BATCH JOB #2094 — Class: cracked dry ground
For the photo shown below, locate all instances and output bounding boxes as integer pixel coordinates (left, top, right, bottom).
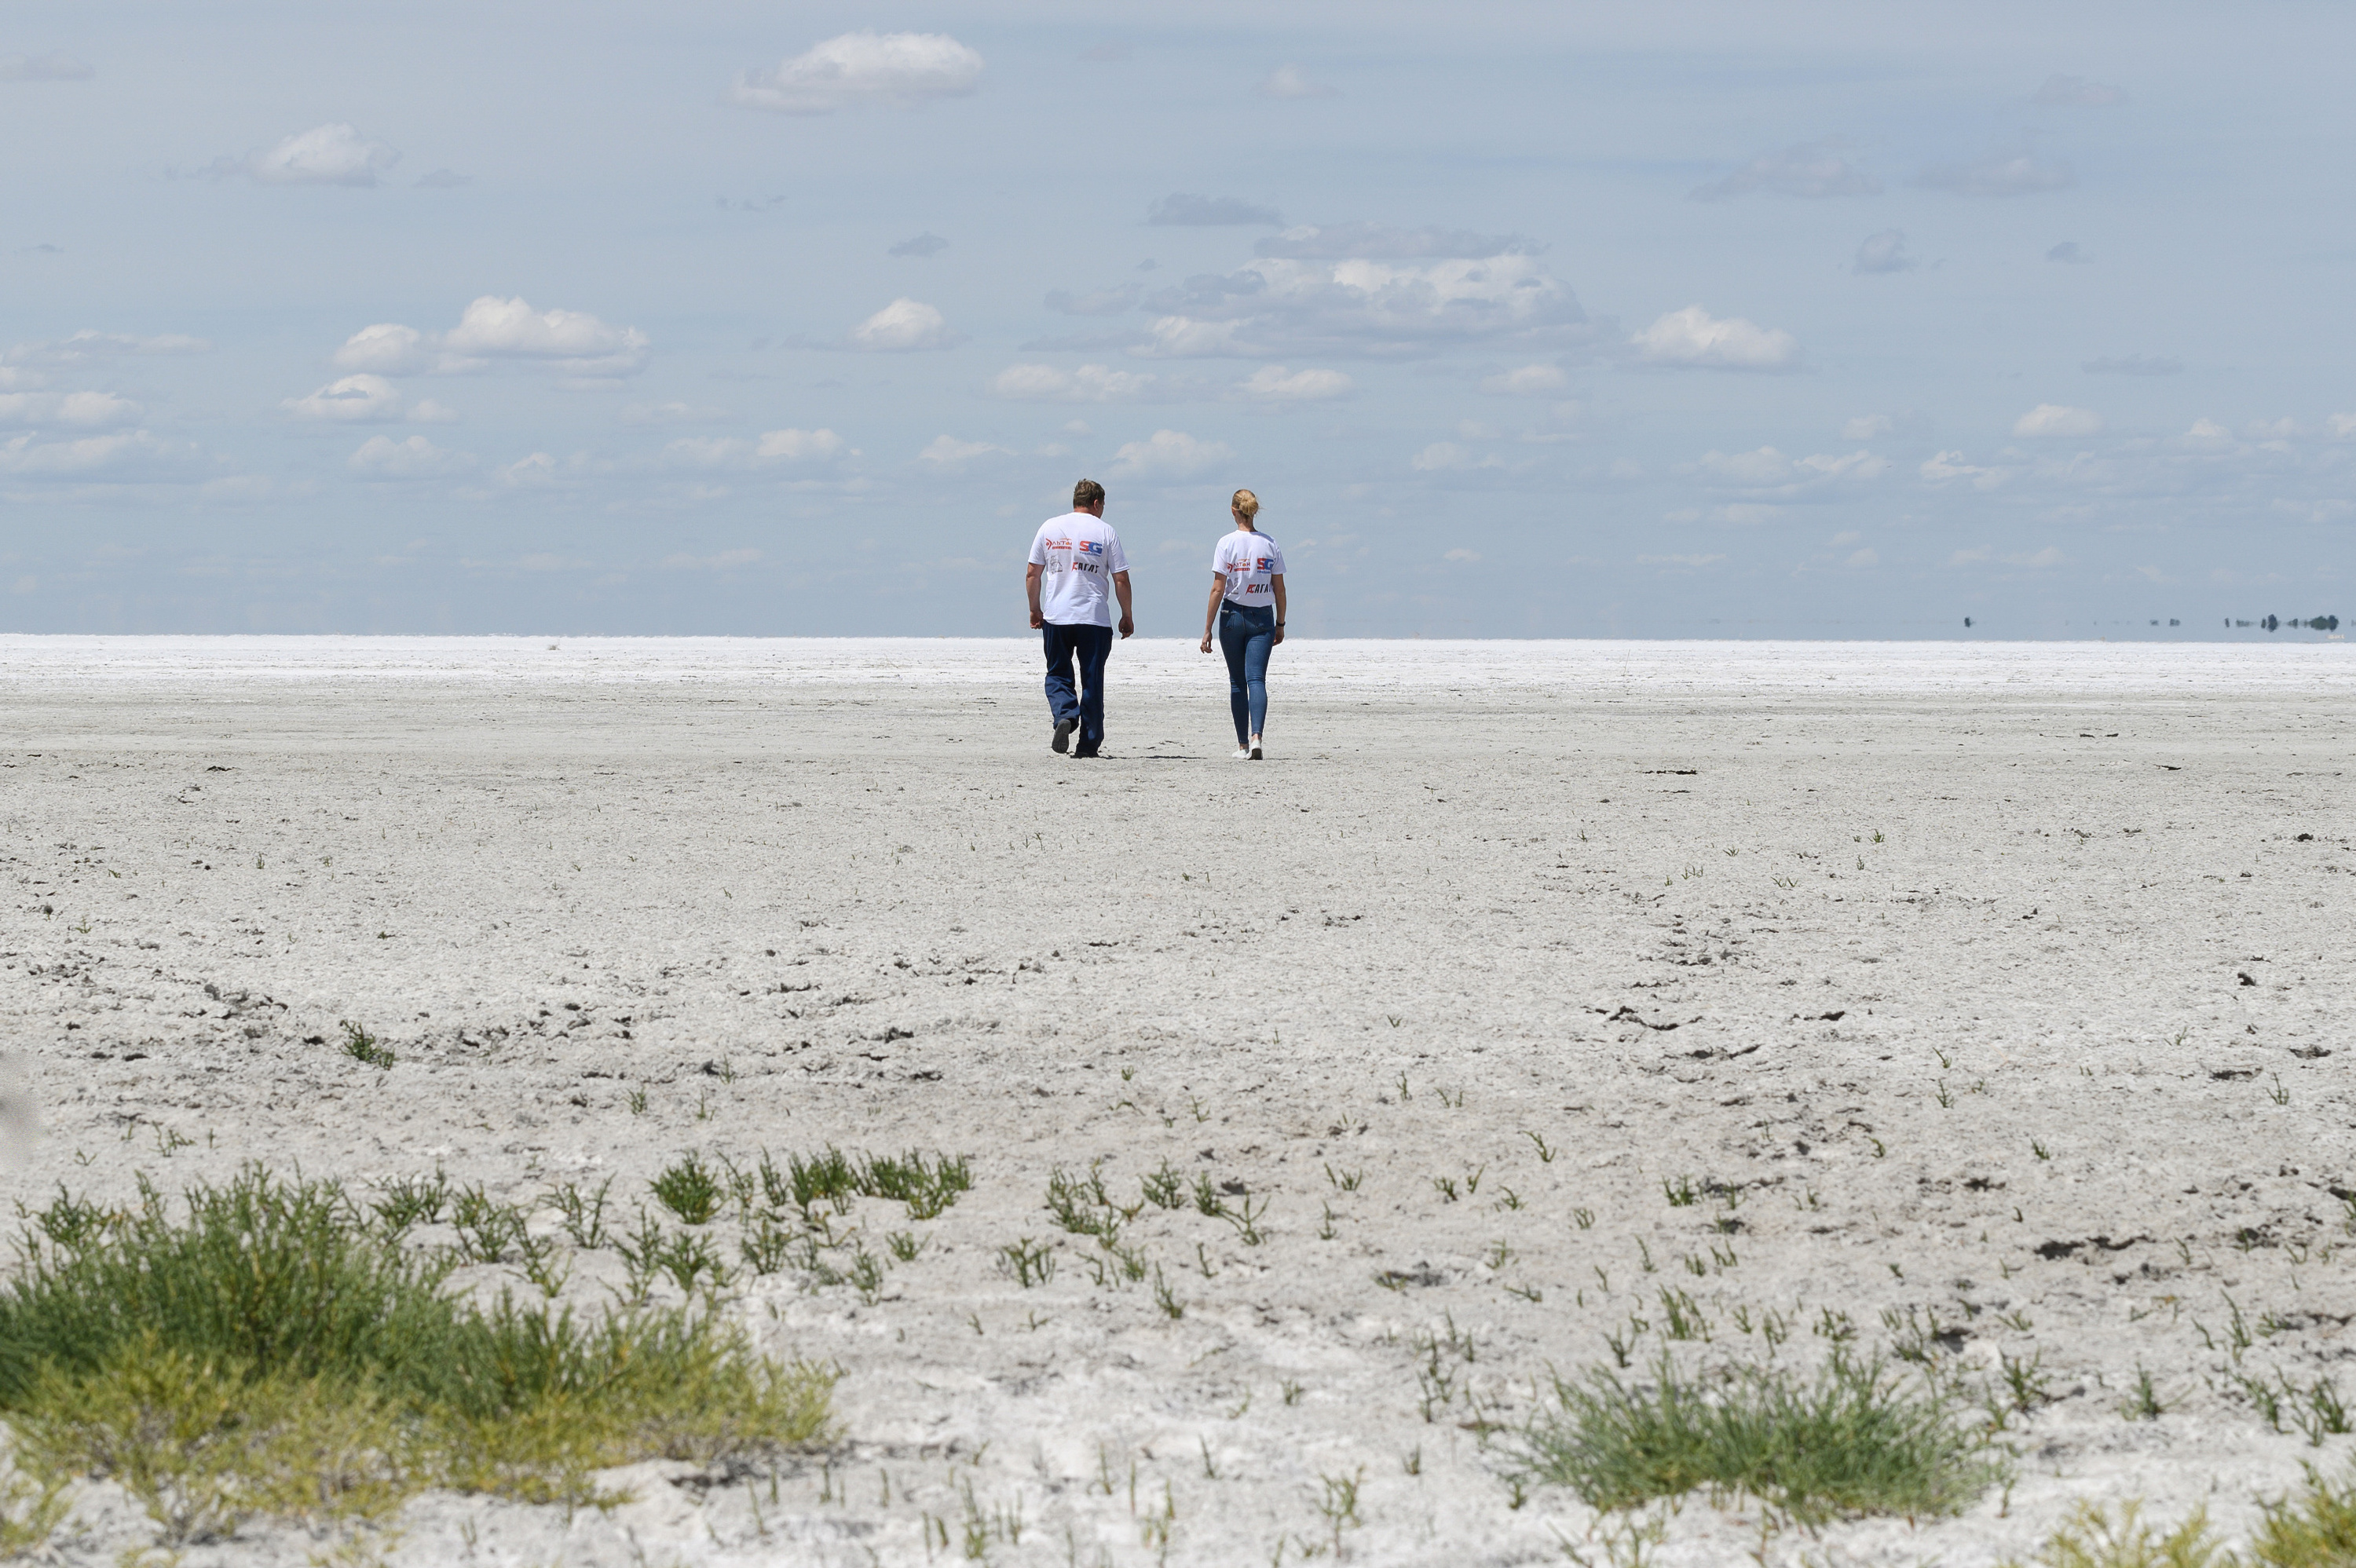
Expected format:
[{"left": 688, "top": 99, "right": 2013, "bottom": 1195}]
[{"left": 1, "top": 676, "right": 2351, "bottom": 1564}]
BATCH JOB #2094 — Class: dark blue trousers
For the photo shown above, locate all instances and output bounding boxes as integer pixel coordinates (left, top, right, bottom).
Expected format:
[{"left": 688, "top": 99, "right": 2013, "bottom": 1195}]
[
  {"left": 1041, "top": 622, "right": 1114, "bottom": 749},
  {"left": 1218, "top": 602, "right": 1275, "bottom": 744}
]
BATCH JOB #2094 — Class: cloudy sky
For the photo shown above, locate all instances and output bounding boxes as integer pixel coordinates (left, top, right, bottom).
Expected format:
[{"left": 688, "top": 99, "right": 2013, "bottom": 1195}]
[{"left": 2, "top": 1, "right": 2351, "bottom": 638}]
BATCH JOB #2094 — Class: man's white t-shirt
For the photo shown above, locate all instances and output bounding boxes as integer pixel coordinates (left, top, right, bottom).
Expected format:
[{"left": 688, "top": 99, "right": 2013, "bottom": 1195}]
[
  {"left": 1029, "top": 513, "right": 1129, "bottom": 627},
  {"left": 1213, "top": 530, "right": 1286, "bottom": 609}
]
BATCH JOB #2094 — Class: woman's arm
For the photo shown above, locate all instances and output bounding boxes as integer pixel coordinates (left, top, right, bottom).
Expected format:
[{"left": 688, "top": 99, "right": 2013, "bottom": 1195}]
[
  {"left": 1271, "top": 574, "right": 1286, "bottom": 645},
  {"left": 1199, "top": 572, "right": 1225, "bottom": 652}
]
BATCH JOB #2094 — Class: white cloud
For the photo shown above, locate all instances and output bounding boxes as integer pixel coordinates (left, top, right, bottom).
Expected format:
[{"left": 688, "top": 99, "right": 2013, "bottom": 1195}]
[
  {"left": 333, "top": 298, "right": 649, "bottom": 379},
  {"left": 1259, "top": 64, "right": 1335, "bottom": 99},
  {"left": 0, "top": 390, "right": 142, "bottom": 428},
  {"left": 1481, "top": 364, "right": 1566, "bottom": 396},
  {"left": 1853, "top": 228, "right": 1914, "bottom": 275},
  {"left": 5, "top": 330, "right": 210, "bottom": 365},
  {"left": 2032, "top": 74, "right": 2124, "bottom": 107},
  {"left": 1233, "top": 365, "right": 1352, "bottom": 401},
  {"left": 333, "top": 323, "right": 441, "bottom": 375},
  {"left": 889, "top": 232, "right": 949, "bottom": 258},
  {"left": 219, "top": 123, "right": 401, "bottom": 187},
  {"left": 348, "top": 434, "right": 474, "bottom": 478},
  {"left": 2012, "top": 546, "right": 2064, "bottom": 568},
  {"left": 755, "top": 428, "right": 844, "bottom": 462},
  {"left": 2171, "top": 418, "right": 2236, "bottom": 453},
  {"left": 664, "top": 429, "right": 847, "bottom": 468},
  {"left": 1129, "top": 250, "right": 1583, "bottom": 360},
  {"left": 2013, "top": 403, "right": 2104, "bottom": 438},
  {"left": 443, "top": 297, "right": 649, "bottom": 375},
  {"left": 1842, "top": 415, "right": 1894, "bottom": 440},
  {"left": 1411, "top": 441, "right": 1505, "bottom": 472},
  {"left": 2329, "top": 414, "right": 2356, "bottom": 440},
  {"left": 1694, "top": 446, "right": 1886, "bottom": 495},
  {"left": 1691, "top": 137, "right": 1879, "bottom": 201},
  {"left": 1917, "top": 148, "right": 2074, "bottom": 197},
  {"left": 1630, "top": 305, "right": 1799, "bottom": 372},
  {"left": 0, "top": 53, "right": 93, "bottom": 81},
  {"left": 1921, "top": 451, "right": 2005, "bottom": 488},
  {"left": 1637, "top": 553, "right": 1727, "bottom": 568},
  {"left": 1110, "top": 429, "right": 1232, "bottom": 478},
  {"left": 0, "top": 429, "right": 188, "bottom": 479},
  {"left": 492, "top": 452, "right": 594, "bottom": 491},
  {"left": 1147, "top": 193, "right": 1285, "bottom": 226},
  {"left": 1443, "top": 548, "right": 1482, "bottom": 562},
  {"left": 1135, "top": 316, "right": 1249, "bottom": 358},
  {"left": 282, "top": 375, "right": 456, "bottom": 423},
  {"left": 729, "top": 32, "right": 983, "bottom": 115},
  {"left": 989, "top": 363, "right": 1155, "bottom": 401},
  {"left": 847, "top": 298, "right": 957, "bottom": 352},
  {"left": 919, "top": 435, "right": 1011, "bottom": 466},
  {"left": 1846, "top": 547, "right": 1879, "bottom": 568}
]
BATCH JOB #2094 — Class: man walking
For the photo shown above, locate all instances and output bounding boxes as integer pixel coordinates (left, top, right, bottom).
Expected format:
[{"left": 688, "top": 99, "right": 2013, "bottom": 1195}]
[{"left": 1026, "top": 479, "right": 1133, "bottom": 758}]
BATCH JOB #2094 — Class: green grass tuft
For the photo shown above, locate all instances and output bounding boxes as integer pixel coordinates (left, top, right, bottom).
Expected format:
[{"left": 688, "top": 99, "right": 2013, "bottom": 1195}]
[
  {"left": 765, "top": 1146, "right": 971, "bottom": 1222},
  {"left": 338, "top": 1021, "right": 395, "bottom": 1071},
  {"left": 651, "top": 1153, "right": 723, "bottom": 1226},
  {"left": 0, "top": 1165, "right": 832, "bottom": 1546},
  {"left": 1516, "top": 1348, "right": 1996, "bottom": 1526}
]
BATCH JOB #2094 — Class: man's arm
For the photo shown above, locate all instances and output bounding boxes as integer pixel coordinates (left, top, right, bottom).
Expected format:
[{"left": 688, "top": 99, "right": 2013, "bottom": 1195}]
[
  {"left": 1026, "top": 562, "right": 1045, "bottom": 629},
  {"left": 1111, "top": 570, "right": 1134, "bottom": 638},
  {"left": 1271, "top": 573, "right": 1286, "bottom": 645}
]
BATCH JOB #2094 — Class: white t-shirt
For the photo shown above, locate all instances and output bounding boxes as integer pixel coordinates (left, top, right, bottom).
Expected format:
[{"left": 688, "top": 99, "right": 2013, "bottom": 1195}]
[
  {"left": 1029, "top": 513, "right": 1129, "bottom": 627},
  {"left": 1213, "top": 530, "right": 1286, "bottom": 609}
]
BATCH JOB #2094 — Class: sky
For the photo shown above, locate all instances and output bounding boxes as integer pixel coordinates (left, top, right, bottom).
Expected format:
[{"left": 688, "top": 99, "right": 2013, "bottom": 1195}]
[{"left": 2, "top": 0, "right": 2352, "bottom": 639}]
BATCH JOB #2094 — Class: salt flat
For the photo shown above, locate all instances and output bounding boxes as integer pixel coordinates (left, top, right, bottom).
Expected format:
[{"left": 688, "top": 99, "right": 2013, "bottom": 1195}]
[{"left": 2, "top": 636, "right": 2351, "bottom": 1566}]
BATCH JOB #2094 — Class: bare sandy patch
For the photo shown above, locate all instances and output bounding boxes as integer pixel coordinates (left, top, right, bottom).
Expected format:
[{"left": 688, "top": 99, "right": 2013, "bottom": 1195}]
[{"left": 0, "top": 638, "right": 2350, "bottom": 1565}]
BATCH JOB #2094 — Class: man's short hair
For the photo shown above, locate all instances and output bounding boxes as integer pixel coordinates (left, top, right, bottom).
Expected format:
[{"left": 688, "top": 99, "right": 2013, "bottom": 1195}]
[{"left": 1073, "top": 478, "right": 1106, "bottom": 509}]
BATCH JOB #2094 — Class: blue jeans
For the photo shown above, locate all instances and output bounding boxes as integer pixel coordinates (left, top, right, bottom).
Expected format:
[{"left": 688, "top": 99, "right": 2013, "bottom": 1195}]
[
  {"left": 1041, "top": 622, "right": 1114, "bottom": 750},
  {"left": 1217, "top": 602, "right": 1275, "bottom": 744}
]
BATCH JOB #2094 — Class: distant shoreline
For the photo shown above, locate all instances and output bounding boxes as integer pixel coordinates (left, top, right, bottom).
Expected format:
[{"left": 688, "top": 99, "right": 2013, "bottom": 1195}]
[{"left": 1, "top": 634, "right": 2346, "bottom": 696}]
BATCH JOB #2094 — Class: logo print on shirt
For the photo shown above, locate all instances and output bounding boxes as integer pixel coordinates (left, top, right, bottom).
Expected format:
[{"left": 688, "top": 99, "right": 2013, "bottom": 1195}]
[
  {"left": 1077, "top": 539, "right": 1104, "bottom": 557},
  {"left": 1255, "top": 557, "right": 1272, "bottom": 570}
]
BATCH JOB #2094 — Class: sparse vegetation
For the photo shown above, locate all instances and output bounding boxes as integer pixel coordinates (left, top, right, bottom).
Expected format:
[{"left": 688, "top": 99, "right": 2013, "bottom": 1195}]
[
  {"left": 1999, "top": 1488, "right": 2356, "bottom": 1567},
  {"left": 1518, "top": 1349, "right": 1996, "bottom": 1526},
  {"left": 998, "top": 1237, "right": 1055, "bottom": 1288},
  {"left": 0, "top": 1166, "right": 833, "bottom": 1551},
  {"left": 770, "top": 1146, "right": 971, "bottom": 1222},
  {"left": 651, "top": 1153, "right": 723, "bottom": 1226},
  {"left": 338, "top": 1020, "right": 394, "bottom": 1071}
]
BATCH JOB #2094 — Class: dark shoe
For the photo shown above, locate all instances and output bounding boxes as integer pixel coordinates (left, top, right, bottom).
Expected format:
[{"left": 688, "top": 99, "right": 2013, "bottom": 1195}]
[
  {"left": 1073, "top": 742, "right": 1101, "bottom": 758},
  {"left": 1052, "top": 718, "right": 1074, "bottom": 753}
]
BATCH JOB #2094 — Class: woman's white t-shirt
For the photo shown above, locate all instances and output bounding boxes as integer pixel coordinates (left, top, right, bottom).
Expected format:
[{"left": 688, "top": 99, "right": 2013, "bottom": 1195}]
[{"left": 1213, "top": 530, "right": 1285, "bottom": 609}]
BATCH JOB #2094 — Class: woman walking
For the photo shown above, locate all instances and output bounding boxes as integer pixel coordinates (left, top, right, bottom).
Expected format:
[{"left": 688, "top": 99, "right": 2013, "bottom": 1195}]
[{"left": 1198, "top": 488, "right": 1286, "bottom": 759}]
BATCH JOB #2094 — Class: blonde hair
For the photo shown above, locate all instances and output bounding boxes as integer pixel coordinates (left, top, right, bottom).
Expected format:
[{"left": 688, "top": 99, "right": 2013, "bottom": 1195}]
[{"left": 1230, "top": 488, "right": 1260, "bottom": 521}]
